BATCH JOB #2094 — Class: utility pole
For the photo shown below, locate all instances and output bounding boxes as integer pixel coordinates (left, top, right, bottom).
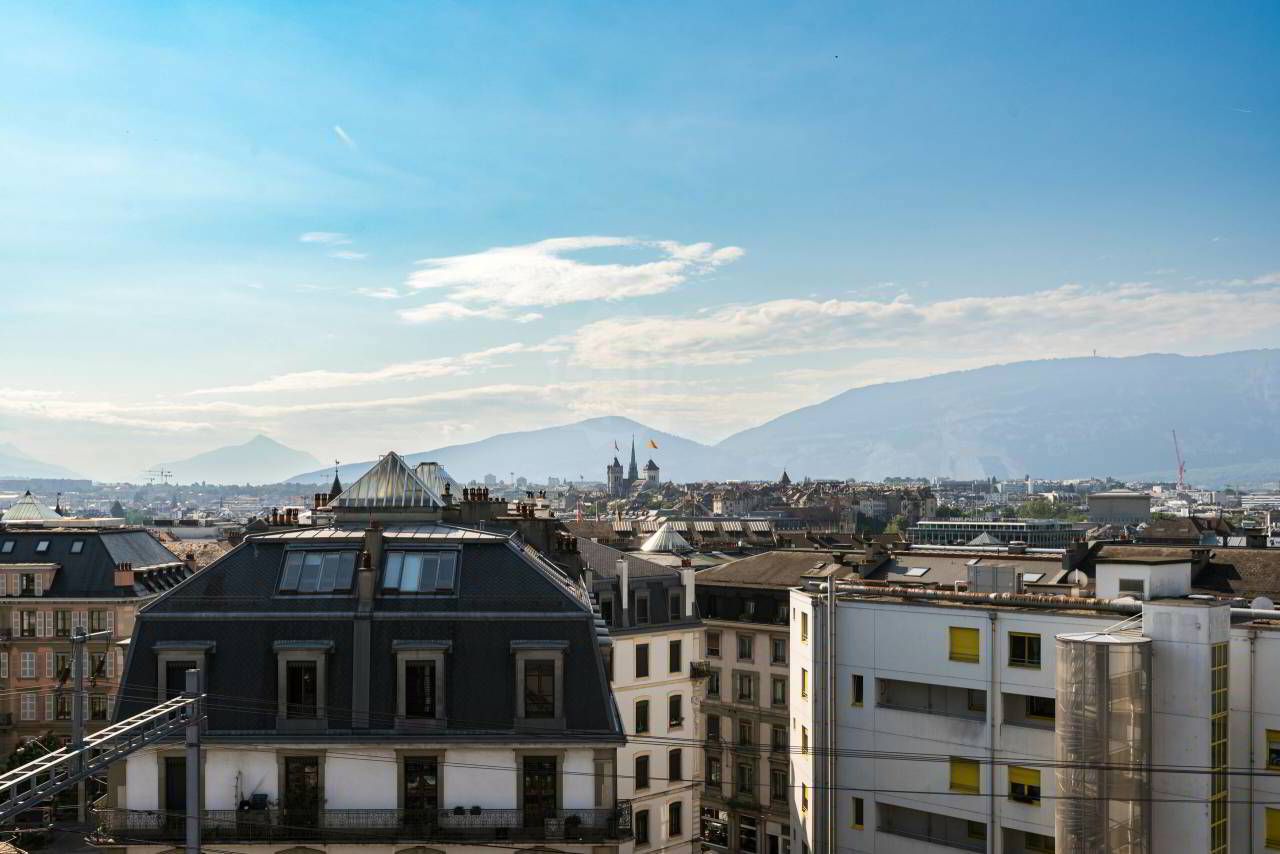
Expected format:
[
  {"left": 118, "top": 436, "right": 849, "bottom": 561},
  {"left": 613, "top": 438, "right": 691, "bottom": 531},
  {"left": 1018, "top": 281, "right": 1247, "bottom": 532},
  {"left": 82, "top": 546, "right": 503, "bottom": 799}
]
[{"left": 184, "top": 668, "right": 202, "bottom": 854}]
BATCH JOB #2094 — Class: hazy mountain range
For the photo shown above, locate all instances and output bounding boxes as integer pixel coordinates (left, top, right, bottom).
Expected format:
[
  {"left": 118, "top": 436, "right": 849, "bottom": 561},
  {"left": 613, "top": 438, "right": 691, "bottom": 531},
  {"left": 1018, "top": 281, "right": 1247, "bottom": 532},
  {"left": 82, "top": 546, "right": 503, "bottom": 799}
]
[
  {"left": 0, "top": 443, "right": 83, "bottom": 479},
  {"left": 154, "top": 435, "right": 322, "bottom": 485},
  {"left": 288, "top": 349, "right": 1280, "bottom": 488}
]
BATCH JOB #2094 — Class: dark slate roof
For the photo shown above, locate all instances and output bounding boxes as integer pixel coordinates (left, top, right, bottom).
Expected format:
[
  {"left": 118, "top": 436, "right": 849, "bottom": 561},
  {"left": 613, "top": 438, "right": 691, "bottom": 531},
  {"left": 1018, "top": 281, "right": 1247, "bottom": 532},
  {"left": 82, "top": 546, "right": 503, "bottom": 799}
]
[
  {"left": 119, "top": 526, "right": 620, "bottom": 740},
  {"left": 1193, "top": 549, "right": 1280, "bottom": 597},
  {"left": 577, "top": 538, "right": 675, "bottom": 580},
  {"left": 695, "top": 549, "right": 853, "bottom": 589},
  {"left": 0, "top": 528, "right": 184, "bottom": 598}
]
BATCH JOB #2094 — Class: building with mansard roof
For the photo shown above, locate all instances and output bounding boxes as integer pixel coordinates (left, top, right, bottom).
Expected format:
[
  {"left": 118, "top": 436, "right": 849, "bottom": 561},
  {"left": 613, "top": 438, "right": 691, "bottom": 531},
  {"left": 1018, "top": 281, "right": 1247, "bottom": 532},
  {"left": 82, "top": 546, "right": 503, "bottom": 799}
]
[{"left": 106, "top": 451, "right": 632, "bottom": 853}]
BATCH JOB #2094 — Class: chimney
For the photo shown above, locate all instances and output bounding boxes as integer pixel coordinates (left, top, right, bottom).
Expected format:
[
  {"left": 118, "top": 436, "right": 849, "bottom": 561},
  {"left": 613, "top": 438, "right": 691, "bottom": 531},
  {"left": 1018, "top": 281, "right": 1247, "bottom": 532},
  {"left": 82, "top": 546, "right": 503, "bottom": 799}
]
[
  {"left": 183, "top": 552, "right": 197, "bottom": 573},
  {"left": 680, "top": 567, "right": 695, "bottom": 617},
  {"left": 617, "top": 558, "right": 630, "bottom": 621},
  {"left": 363, "top": 522, "right": 384, "bottom": 579},
  {"left": 114, "top": 561, "right": 135, "bottom": 588},
  {"left": 356, "top": 550, "right": 376, "bottom": 608}
]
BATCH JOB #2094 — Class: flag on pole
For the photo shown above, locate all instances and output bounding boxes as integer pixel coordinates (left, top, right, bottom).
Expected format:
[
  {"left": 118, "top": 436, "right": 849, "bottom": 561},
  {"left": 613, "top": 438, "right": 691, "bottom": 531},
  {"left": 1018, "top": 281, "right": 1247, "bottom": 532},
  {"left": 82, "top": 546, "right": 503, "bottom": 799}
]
[
  {"left": 614, "top": 440, "right": 620, "bottom": 451},
  {"left": 646, "top": 438, "right": 659, "bottom": 449}
]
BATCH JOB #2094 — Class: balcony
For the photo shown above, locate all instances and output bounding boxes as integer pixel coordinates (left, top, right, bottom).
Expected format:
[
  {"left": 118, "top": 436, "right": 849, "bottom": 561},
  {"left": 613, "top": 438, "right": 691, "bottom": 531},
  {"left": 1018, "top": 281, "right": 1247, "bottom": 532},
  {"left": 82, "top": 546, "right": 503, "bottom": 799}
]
[
  {"left": 96, "top": 805, "right": 632, "bottom": 845},
  {"left": 690, "top": 660, "right": 714, "bottom": 680}
]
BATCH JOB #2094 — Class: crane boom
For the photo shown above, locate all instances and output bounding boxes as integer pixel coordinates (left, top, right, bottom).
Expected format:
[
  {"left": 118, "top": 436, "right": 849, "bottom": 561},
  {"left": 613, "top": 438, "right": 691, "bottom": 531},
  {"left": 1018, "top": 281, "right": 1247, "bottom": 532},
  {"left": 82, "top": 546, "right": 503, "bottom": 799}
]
[{"left": 1172, "top": 430, "right": 1187, "bottom": 491}]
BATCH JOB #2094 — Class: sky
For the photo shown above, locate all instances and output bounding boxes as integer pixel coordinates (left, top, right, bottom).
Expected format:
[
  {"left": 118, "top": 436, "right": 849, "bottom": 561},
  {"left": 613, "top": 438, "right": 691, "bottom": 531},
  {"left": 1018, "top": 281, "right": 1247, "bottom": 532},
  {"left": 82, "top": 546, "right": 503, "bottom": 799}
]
[{"left": 2, "top": 1, "right": 1279, "bottom": 481}]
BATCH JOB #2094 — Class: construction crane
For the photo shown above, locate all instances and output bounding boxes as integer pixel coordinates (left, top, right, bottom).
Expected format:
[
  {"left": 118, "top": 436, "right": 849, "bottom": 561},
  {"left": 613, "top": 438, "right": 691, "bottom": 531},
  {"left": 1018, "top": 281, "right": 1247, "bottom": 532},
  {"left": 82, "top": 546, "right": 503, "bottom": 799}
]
[
  {"left": 1172, "top": 430, "right": 1187, "bottom": 492},
  {"left": 144, "top": 468, "right": 173, "bottom": 486}
]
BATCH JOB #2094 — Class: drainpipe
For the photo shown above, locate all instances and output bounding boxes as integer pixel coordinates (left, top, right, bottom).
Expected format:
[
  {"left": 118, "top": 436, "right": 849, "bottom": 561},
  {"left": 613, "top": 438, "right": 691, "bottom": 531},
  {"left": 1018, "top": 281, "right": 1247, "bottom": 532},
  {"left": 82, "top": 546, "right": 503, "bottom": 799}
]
[
  {"left": 988, "top": 610, "right": 997, "bottom": 854},
  {"left": 827, "top": 582, "right": 838, "bottom": 854},
  {"left": 1250, "top": 628, "right": 1258, "bottom": 854}
]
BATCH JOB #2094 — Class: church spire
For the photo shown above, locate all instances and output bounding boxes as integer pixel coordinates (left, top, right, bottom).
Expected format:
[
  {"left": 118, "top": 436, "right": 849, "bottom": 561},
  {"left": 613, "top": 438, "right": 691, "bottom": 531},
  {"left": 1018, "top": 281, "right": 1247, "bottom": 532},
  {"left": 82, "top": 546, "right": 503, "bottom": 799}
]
[{"left": 627, "top": 435, "right": 639, "bottom": 481}]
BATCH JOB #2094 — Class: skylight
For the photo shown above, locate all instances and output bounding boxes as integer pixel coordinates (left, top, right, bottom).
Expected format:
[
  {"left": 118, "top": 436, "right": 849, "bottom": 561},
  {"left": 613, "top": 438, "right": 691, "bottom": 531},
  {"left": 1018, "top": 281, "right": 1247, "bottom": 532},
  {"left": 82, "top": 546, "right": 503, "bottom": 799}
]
[
  {"left": 1023, "top": 572, "right": 1045, "bottom": 583},
  {"left": 383, "top": 550, "right": 458, "bottom": 594},
  {"left": 903, "top": 567, "right": 930, "bottom": 577},
  {"left": 35, "top": 541, "right": 49, "bottom": 554},
  {"left": 279, "top": 550, "right": 358, "bottom": 593},
  {"left": 70, "top": 541, "right": 84, "bottom": 554},
  {"left": 0, "top": 541, "right": 12, "bottom": 554}
]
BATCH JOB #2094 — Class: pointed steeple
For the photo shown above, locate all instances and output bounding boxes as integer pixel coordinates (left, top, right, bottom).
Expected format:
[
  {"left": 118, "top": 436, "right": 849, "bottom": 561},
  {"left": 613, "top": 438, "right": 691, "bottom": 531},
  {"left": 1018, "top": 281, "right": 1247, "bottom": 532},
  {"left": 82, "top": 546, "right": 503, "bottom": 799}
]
[{"left": 627, "top": 435, "right": 639, "bottom": 481}]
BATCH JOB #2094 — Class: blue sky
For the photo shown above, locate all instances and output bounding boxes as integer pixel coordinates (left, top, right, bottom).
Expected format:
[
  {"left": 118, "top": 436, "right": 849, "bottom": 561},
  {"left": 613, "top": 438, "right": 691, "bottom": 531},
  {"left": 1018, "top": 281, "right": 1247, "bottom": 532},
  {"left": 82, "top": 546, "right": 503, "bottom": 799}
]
[{"left": 2, "top": 1, "right": 1279, "bottom": 479}]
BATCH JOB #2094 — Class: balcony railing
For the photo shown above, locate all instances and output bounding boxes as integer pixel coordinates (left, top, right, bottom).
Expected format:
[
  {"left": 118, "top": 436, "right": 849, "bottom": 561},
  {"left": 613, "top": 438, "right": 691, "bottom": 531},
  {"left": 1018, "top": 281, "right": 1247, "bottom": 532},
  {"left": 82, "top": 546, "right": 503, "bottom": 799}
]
[{"left": 96, "top": 805, "right": 632, "bottom": 844}]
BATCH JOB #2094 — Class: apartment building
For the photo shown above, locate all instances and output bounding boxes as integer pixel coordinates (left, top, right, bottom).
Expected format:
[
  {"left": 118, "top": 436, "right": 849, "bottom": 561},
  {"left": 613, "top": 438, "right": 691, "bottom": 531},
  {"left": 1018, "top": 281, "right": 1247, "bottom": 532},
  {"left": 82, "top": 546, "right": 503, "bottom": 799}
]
[
  {"left": 578, "top": 537, "right": 703, "bottom": 853},
  {"left": 104, "top": 452, "right": 632, "bottom": 853},
  {"left": 907, "top": 519, "right": 1081, "bottom": 549},
  {"left": 0, "top": 525, "right": 192, "bottom": 755},
  {"left": 790, "top": 551, "right": 1280, "bottom": 854},
  {"left": 693, "top": 552, "right": 835, "bottom": 854}
]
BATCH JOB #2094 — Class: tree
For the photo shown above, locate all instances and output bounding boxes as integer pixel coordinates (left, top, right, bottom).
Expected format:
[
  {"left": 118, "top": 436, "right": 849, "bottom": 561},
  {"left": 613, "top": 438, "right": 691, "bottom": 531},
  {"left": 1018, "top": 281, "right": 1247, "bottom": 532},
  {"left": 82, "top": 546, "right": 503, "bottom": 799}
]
[
  {"left": 884, "top": 514, "right": 908, "bottom": 534},
  {"left": 109, "top": 499, "right": 126, "bottom": 518},
  {"left": 7, "top": 731, "right": 60, "bottom": 771}
]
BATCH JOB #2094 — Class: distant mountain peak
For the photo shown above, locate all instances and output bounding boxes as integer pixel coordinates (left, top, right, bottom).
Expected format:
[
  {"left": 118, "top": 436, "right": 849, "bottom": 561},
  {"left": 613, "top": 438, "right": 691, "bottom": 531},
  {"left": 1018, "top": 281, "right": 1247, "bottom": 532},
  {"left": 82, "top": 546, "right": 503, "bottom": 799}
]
[{"left": 157, "top": 435, "right": 322, "bottom": 485}]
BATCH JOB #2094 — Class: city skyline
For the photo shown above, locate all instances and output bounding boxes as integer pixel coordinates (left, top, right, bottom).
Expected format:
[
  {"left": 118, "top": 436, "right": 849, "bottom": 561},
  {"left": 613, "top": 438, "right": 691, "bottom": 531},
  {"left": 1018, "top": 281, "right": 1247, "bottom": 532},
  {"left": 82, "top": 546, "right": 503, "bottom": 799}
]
[{"left": 3, "top": 2, "right": 1279, "bottom": 480}]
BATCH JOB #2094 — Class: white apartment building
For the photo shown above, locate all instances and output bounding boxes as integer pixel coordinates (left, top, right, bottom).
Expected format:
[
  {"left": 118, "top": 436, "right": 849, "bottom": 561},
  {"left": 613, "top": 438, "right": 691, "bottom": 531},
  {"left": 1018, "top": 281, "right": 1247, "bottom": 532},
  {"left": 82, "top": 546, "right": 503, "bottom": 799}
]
[
  {"left": 790, "top": 553, "right": 1280, "bottom": 854},
  {"left": 580, "top": 538, "right": 704, "bottom": 854}
]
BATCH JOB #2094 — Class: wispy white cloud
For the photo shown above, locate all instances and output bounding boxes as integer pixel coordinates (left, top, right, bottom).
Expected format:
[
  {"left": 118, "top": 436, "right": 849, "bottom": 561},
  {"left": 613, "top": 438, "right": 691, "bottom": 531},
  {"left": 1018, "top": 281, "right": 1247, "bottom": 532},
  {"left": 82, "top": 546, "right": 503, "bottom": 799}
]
[
  {"left": 397, "top": 236, "right": 743, "bottom": 323},
  {"left": 398, "top": 302, "right": 543, "bottom": 324},
  {"left": 299, "top": 232, "right": 350, "bottom": 245},
  {"left": 329, "top": 250, "right": 367, "bottom": 261},
  {"left": 356, "top": 287, "right": 401, "bottom": 300},
  {"left": 333, "top": 125, "right": 356, "bottom": 150},
  {"left": 570, "top": 281, "right": 1280, "bottom": 369},
  {"left": 186, "top": 343, "right": 563, "bottom": 395}
]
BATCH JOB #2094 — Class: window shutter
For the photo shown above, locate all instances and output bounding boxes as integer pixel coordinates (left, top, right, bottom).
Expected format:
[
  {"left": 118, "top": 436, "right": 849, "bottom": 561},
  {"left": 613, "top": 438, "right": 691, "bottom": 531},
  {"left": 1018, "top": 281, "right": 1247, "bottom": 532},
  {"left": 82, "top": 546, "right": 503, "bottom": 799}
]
[
  {"left": 950, "top": 757, "right": 980, "bottom": 793},
  {"left": 74, "top": 611, "right": 86, "bottom": 631},
  {"left": 1270, "top": 809, "right": 1280, "bottom": 848},
  {"left": 106, "top": 650, "right": 115, "bottom": 678},
  {"left": 44, "top": 652, "right": 53, "bottom": 679},
  {"left": 1010, "top": 766, "right": 1040, "bottom": 788},
  {"left": 35, "top": 612, "right": 44, "bottom": 638},
  {"left": 0, "top": 654, "right": 7, "bottom": 679},
  {"left": 10, "top": 612, "right": 19, "bottom": 635},
  {"left": 949, "top": 627, "right": 980, "bottom": 663},
  {"left": 106, "top": 611, "right": 115, "bottom": 635},
  {"left": 44, "top": 693, "right": 53, "bottom": 721},
  {"left": 0, "top": 575, "right": 6, "bottom": 596},
  {"left": 33, "top": 574, "right": 42, "bottom": 596}
]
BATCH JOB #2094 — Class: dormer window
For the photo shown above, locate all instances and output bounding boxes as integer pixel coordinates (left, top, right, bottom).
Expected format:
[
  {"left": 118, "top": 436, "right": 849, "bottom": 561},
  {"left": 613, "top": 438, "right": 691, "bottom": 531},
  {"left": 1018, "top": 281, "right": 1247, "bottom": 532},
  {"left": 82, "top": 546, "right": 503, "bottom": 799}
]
[
  {"left": 278, "top": 550, "right": 358, "bottom": 593},
  {"left": 382, "top": 550, "right": 458, "bottom": 594}
]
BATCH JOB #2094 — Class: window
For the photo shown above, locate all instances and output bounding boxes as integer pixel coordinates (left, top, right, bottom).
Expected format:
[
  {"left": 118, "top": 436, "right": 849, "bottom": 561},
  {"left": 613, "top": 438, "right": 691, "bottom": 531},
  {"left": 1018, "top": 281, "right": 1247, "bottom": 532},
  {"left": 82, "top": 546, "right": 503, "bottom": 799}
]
[
  {"left": 737, "top": 633, "right": 754, "bottom": 661},
  {"left": 91, "top": 694, "right": 109, "bottom": 720},
  {"left": 801, "top": 783, "right": 809, "bottom": 811},
  {"left": 736, "top": 763, "right": 755, "bottom": 801},
  {"left": 54, "top": 611, "right": 70, "bottom": 638},
  {"left": 852, "top": 796, "right": 864, "bottom": 829},
  {"left": 403, "top": 756, "right": 439, "bottom": 815},
  {"left": 772, "top": 676, "right": 787, "bottom": 706},
  {"left": 669, "top": 639, "right": 682, "bottom": 673},
  {"left": 524, "top": 660, "right": 555, "bottom": 719},
  {"left": 706, "top": 756, "right": 723, "bottom": 792},
  {"left": 70, "top": 540, "right": 84, "bottom": 554},
  {"left": 949, "top": 626, "right": 980, "bottom": 663},
  {"left": 635, "top": 808, "right": 650, "bottom": 845},
  {"left": 286, "top": 661, "right": 319, "bottom": 718},
  {"left": 800, "top": 612, "right": 808, "bottom": 642},
  {"left": 967, "top": 821, "right": 988, "bottom": 842},
  {"left": 19, "top": 611, "right": 35, "bottom": 638},
  {"left": 669, "top": 590, "right": 683, "bottom": 620},
  {"left": 404, "top": 660, "right": 437, "bottom": 718},
  {"left": 1009, "top": 766, "right": 1041, "bottom": 804},
  {"left": 20, "top": 575, "right": 36, "bottom": 597},
  {"left": 380, "top": 550, "right": 456, "bottom": 594},
  {"left": 55, "top": 694, "right": 72, "bottom": 721},
  {"left": 1118, "top": 577, "right": 1146, "bottom": 599},
  {"left": 0, "top": 541, "right": 11, "bottom": 554},
  {"left": 1267, "top": 807, "right": 1280, "bottom": 849},
  {"left": 89, "top": 609, "right": 110, "bottom": 632},
  {"left": 1026, "top": 695, "right": 1055, "bottom": 721},
  {"left": 668, "top": 801, "right": 683, "bottom": 836},
  {"left": 738, "top": 719, "right": 753, "bottom": 746},
  {"left": 771, "top": 637, "right": 786, "bottom": 664},
  {"left": 1268, "top": 729, "right": 1280, "bottom": 770},
  {"left": 635, "top": 755, "right": 650, "bottom": 790},
  {"left": 1025, "top": 831, "right": 1055, "bottom": 853},
  {"left": 635, "top": 593, "right": 650, "bottom": 625},
  {"left": 707, "top": 669, "right": 721, "bottom": 697},
  {"left": 706, "top": 631, "right": 721, "bottom": 657},
  {"left": 739, "top": 816, "right": 759, "bottom": 853},
  {"left": 600, "top": 597, "right": 614, "bottom": 626},
  {"left": 668, "top": 694, "right": 683, "bottom": 728},
  {"left": 20, "top": 693, "right": 37, "bottom": 721},
  {"left": 736, "top": 672, "right": 756, "bottom": 703},
  {"left": 35, "top": 541, "right": 49, "bottom": 553},
  {"left": 19, "top": 652, "right": 35, "bottom": 679},
  {"left": 635, "top": 699, "right": 650, "bottom": 733},
  {"left": 950, "top": 757, "right": 980, "bottom": 793},
  {"left": 967, "top": 689, "right": 986, "bottom": 713},
  {"left": 707, "top": 714, "right": 720, "bottom": 741},
  {"left": 903, "top": 566, "right": 930, "bottom": 578},
  {"left": 852, "top": 674, "right": 864, "bottom": 706},
  {"left": 669, "top": 748, "right": 683, "bottom": 781},
  {"left": 771, "top": 725, "right": 786, "bottom": 750},
  {"left": 801, "top": 726, "right": 808, "bottom": 754},
  {"left": 800, "top": 668, "right": 808, "bottom": 698},
  {"left": 1009, "top": 632, "right": 1042, "bottom": 668},
  {"left": 770, "top": 767, "right": 786, "bottom": 802}
]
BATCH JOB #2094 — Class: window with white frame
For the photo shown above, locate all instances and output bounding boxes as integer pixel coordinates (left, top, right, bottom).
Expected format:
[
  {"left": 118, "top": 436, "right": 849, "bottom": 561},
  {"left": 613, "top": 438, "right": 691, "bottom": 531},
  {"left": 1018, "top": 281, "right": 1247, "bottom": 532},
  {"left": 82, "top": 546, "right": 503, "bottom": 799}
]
[{"left": 512, "top": 640, "right": 566, "bottom": 729}]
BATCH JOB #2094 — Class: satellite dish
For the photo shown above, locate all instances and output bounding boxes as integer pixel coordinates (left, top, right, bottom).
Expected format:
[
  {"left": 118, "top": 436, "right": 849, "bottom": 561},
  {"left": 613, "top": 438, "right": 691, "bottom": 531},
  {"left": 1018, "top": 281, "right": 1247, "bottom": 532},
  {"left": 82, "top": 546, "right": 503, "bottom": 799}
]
[{"left": 1251, "top": 596, "right": 1275, "bottom": 612}]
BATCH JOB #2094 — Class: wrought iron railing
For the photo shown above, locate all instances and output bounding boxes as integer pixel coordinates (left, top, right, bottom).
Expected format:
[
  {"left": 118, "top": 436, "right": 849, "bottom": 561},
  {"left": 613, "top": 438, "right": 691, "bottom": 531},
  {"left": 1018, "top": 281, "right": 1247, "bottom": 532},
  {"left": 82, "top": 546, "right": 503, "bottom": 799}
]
[{"left": 96, "top": 804, "right": 632, "bottom": 844}]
